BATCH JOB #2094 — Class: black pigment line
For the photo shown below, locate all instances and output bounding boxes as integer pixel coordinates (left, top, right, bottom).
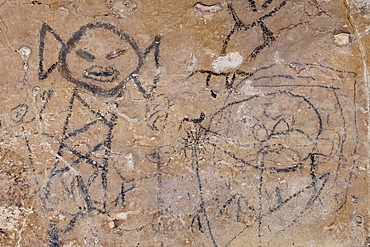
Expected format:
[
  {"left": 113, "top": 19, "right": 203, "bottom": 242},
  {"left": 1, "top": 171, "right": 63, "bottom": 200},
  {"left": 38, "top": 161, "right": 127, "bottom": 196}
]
[
  {"left": 59, "top": 141, "right": 103, "bottom": 169},
  {"left": 39, "top": 22, "right": 165, "bottom": 242},
  {"left": 87, "top": 170, "right": 99, "bottom": 187},
  {"left": 291, "top": 62, "right": 357, "bottom": 76},
  {"left": 257, "top": 154, "right": 265, "bottom": 247},
  {"left": 247, "top": 21, "right": 275, "bottom": 61},
  {"left": 39, "top": 24, "right": 64, "bottom": 80},
  {"left": 254, "top": 74, "right": 294, "bottom": 80},
  {"left": 74, "top": 93, "right": 114, "bottom": 128},
  {"left": 233, "top": 64, "right": 276, "bottom": 89},
  {"left": 24, "top": 135, "right": 34, "bottom": 165},
  {"left": 39, "top": 90, "right": 54, "bottom": 114},
  {"left": 310, "top": 155, "right": 318, "bottom": 199},
  {"left": 58, "top": 89, "right": 77, "bottom": 153},
  {"left": 106, "top": 49, "right": 126, "bottom": 60},
  {"left": 286, "top": 91, "right": 323, "bottom": 135},
  {"left": 353, "top": 77, "right": 359, "bottom": 155},
  {"left": 222, "top": 0, "right": 287, "bottom": 57},
  {"left": 64, "top": 212, "right": 83, "bottom": 233},
  {"left": 39, "top": 22, "right": 163, "bottom": 97},
  {"left": 0, "top": 228, "right": 7, "bottom": 238},
  {"left": 189, "top": 69, "right": 229, "bottom": 78},
  {"left": 252, "top": 84, "right": 341, "bottom": 89},
  {"left": 114, "top": 184, "right": 135, "bottom": 207},
  {"left": 248, "top": 0, "right": 258, "bottom": 11},
  {"left": 142, "top": 35, "right": 161, "bottom": 69},
  {"left": 207, "top": 141, "right": 258, "bottom": 170},
  {"left": 64, "top": 120, "right": 98, "bottom": 139},
  {"left": 263, "top": 173, "right": 330, "bottom": 217},
  {"left": 157, "top": 160, "right": 164, "bottom": 210},
  {"left": 259, "top": 0, "right": 287, "bottom": 22},
  {"left": 262, "top": 0, "right": 274, "bottom": 9},
  {"left": 211, "top": 90, "right": 217, "bottom": 98},
  {"left": 297, "top": 76, "right": 316, "bottom": 80},
  {"left": 224, "top": 169, "right": 326, "bottom": 247},
  {"left": 275, "top": 187, "right": 283, "bottom": 205},
  {"left": 334, "top": 160, "right": 355, "bottom": 213},
  {"left": 284, "top": 172, "right": 330, "bottom": 230},
  {"left": 183, "top": 112, "right": 205, "bottom": 124},
  {"left": 49, "top": 221, "right": 60, "bottom": 247},
  {"left": 333, "top": 90, "right": 347, "bottom": 154},
  {"left": 75, "top": 174, "right": 94, "bottom": 212},
  {"left": 10, "top": 103, "right": 29, "bottom": 124},
  {"left": 75, "top": 49, "right": 95, "bottom": 62},
  {"left": 191, "top": 140, "right": 219, "bottom": 246},
  {"left": 206, "top": 74, "right": 212, "bottom": 87}
]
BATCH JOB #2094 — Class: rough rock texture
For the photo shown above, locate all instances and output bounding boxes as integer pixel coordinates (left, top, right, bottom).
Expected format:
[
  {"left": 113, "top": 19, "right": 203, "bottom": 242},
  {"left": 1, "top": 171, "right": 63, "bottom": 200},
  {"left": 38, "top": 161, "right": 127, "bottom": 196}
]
[{"left": 0, "top": 0, "right": 369, "bottom": 246}]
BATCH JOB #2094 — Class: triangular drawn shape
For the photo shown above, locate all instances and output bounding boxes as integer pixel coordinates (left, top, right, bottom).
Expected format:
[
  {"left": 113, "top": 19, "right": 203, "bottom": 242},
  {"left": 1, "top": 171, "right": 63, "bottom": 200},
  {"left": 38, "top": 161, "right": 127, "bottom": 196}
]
[{"left": 38, "top": 23, "right": 65, "bottom": 80}]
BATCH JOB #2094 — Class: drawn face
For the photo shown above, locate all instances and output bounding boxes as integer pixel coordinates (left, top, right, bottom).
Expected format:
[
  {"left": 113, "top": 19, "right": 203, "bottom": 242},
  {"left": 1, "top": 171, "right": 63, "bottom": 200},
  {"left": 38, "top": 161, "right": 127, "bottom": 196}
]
[
  {"left": 59, "top": 23, "right": 141, "bottom": 97},
  {"left": 211, "top": 92, "right": 322, "bottom": 171},
  {"left": 10, "top": 103, "right": 29, "bottom": 123}
]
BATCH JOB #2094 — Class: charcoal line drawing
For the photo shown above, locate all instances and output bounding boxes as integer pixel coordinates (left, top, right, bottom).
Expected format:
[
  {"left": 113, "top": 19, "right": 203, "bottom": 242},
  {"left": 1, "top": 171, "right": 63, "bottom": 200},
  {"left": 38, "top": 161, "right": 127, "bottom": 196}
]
[
  {"left": 221, "top": 0, "right": 287, "bottom": 58},
  {"left": 182, "top": 63, "right": 358, "bottom": 246},
  {"left": 182, "top": 3, "right": 358, "bottom": 244},
  {"left": 0, "top": 1, "right": 361, "bottom": 245},
  {"left": 37, "top": 22, "right": 163, "bottom": 245},
  {"left": 189, "top": 0, "right": 289, "bottom": 92}
]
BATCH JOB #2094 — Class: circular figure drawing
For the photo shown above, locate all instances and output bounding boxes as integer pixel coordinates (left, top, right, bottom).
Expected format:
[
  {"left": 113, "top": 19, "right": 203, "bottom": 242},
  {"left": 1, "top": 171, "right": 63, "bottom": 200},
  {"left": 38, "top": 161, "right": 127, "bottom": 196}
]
[{"left": 190, "top": 90, "right": 348, "bottom": 246}]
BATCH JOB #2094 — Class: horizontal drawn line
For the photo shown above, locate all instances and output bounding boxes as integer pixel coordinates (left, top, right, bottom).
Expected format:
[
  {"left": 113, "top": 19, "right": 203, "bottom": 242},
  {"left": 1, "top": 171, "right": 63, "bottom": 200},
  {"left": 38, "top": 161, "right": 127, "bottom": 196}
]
[
  {"left": 253, "top": 84, "right": 341, "bottom": 89},
  {"left": 291, "top": 62, "right": 357, "bottom": 76},
  {"left": 297, "top": 76, "right": 316, "bottom": 80},
  {"left": 254, "top": 75, "right": 294, "bottom": 80}
]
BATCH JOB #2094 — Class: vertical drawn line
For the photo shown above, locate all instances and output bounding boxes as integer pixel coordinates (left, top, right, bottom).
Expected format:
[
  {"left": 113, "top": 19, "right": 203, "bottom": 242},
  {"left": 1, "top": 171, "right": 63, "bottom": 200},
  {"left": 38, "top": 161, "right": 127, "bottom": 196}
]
[{"left": 193, "top": 147, "right": 218, "bottom": 247}]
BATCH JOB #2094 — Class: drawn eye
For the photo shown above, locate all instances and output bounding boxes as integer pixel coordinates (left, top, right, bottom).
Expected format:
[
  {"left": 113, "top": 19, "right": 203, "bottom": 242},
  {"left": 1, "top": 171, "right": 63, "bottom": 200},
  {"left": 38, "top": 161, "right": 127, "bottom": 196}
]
[
  {"left": 75, "top": 49, "right": 95, "bottom": 62},
  {"left": 106, "top": 49, "right": 126, "bottom": 60}
]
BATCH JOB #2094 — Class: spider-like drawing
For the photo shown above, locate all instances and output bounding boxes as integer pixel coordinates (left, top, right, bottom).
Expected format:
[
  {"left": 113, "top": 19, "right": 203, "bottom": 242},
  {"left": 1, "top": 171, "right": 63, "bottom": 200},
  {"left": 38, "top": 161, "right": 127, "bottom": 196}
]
[{"left": 189, "top": 0, "right": 289, "bottom": 95}]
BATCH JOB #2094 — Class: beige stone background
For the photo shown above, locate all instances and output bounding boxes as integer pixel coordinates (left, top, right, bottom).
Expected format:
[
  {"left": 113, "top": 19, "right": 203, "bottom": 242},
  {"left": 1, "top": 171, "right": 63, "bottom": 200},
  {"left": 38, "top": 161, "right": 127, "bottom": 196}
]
[{"left": 0, "top": 0, "right": 369, "bottom": 246}]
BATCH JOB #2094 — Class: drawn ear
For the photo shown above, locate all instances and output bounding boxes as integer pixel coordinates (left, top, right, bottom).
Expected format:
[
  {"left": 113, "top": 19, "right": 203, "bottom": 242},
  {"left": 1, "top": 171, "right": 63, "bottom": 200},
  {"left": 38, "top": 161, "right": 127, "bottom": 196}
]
[
  {"left": 142, "top": 35, "right": 161, "bottom": 69},
  {"left": 272, "top": 118, "right": 289, "bottom": 134},
  {"left": 316, "top": 130, "right": 341, "bottom": 157},
  {"left": 38, "top": 23, "right": 65, "bottom": 80},
  {"left": 132, "top": 35, "right": 162, "bottom": 98}
]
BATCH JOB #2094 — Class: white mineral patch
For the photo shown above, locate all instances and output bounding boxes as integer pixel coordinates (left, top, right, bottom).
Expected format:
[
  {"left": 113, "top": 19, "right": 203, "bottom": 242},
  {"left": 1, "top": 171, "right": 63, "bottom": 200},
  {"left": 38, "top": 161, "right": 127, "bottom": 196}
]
[
  {"left": 17, "top": 46, "right": 31, "bottom": 61},
  {"left": 0, "top": 206, "right": 32, "bottom": 232},
  {"left": 240, "top": 80, "right": 262, "bottom": 96},
  {"left": 193, "top": 2, "right": 223, "bottom": 17},
  {"left": 108, "top": 220, "right": 115, "bottom": 229},
  {"left": 234, "top": 102, "right": 253, "bottom": 135},
  {"left": 62, "top": 241, "right": 80, "bottom": 247},
  {"left": 0, "top": 206, "right": 21, "bottom": 231},
  {"left": 186, "top": 54, "right": 197, "bottom": 73},
  {"left": 212, "top": 52, "right": 244, "bottom": 73},
  {"left": 150, "top": 66, "right": 166, "bottom": 76},
  {"left": 115, "top": 211, "right": 136, "bottom": 220},
  {"left": 57, "top": 7, "right": 69, "bottom": 16},
  {"left": 333, "top": 33, "right": 351, "bottom": 47},
  {"left": 125, "top": 153, "right": 134, "bottom": 170}
]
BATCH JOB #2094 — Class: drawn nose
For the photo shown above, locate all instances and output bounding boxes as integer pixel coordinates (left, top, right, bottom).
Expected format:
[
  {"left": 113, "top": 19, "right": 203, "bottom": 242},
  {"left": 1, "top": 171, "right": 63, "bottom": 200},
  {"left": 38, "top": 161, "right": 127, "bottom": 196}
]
[{"left": 83, "top": 65, "right": 120, "bottom": 83}]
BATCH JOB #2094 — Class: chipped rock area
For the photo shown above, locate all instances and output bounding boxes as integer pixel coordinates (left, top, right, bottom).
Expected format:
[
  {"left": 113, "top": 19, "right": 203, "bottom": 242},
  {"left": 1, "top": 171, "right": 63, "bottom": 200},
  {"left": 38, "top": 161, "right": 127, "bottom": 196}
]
[{"left": 0, "top": 0, "right": 369, "bottom": 246}]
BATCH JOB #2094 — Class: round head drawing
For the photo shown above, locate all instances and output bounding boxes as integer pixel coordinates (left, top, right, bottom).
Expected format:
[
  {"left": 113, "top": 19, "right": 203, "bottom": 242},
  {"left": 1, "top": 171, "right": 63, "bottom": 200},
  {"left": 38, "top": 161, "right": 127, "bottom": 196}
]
[
  {"left": 210, "top": 92, "right": 322, "bottom": 171},
  {"left": 59, "top": 23, "right": 142, "bottom": 97}
]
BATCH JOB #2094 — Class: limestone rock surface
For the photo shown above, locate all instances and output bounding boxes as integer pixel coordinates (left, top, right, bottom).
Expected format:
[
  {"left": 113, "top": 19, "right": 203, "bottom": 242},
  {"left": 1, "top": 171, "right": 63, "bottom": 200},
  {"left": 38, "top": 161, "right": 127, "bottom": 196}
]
[{"left": 0, "top": 0, "right": 369, "bottom": 246}]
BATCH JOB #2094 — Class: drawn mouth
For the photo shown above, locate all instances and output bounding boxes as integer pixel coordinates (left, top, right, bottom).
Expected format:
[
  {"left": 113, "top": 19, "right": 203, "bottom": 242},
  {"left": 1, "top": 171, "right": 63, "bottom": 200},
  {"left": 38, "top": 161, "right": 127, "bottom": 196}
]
[{"left": 83, "top": 65, "right": 120, "bottom": 83}]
